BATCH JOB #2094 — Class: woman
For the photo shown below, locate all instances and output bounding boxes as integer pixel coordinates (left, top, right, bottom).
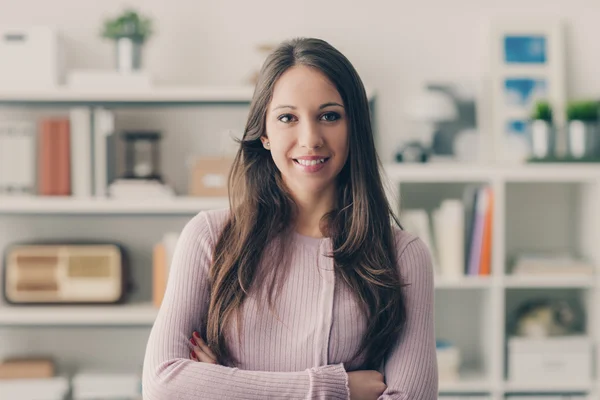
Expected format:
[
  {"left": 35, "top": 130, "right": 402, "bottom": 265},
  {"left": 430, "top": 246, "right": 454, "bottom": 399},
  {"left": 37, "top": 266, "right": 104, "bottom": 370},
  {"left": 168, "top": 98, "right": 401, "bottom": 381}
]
[{"left": 142, "top": 37, "right": 437, "bottom": 400}]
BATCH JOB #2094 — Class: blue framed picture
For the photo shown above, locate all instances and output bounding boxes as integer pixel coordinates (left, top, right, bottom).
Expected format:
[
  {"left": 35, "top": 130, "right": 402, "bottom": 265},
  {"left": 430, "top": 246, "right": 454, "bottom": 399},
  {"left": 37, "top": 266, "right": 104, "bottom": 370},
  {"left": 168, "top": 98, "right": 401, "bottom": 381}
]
[
  {"left": 504, "top": 36, "right": 547, "bottom": 64},
  {"left": 506, "top": 120, "right": 528, "bottom": 136},
  {"left": 504, "top": 78, "right": 547, "bottom": 107}
]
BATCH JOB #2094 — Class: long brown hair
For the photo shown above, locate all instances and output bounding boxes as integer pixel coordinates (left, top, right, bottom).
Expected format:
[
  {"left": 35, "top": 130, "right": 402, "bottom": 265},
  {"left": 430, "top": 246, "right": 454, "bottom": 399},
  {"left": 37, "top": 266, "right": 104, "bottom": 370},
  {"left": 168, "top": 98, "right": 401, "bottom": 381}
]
[{"left": 207, "top": 37, "right": 405, "bottom": 370}]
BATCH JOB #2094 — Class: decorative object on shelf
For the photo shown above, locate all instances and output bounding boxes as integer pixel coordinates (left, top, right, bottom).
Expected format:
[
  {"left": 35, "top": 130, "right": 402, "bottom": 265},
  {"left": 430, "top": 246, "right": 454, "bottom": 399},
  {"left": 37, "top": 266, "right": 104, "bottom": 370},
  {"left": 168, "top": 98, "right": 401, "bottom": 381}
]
[
  {"left": 566, "top": 100, "right": 600, "bottom": 160},
  {"left": 402, "top": 88, "right": 458, "bottom": 162},
  {"left": 0, "top": 26, "right": 64, "bottom": 90},
  {"left": 425, "top": 81, "right": 482, "bottom": 162},
  {"left": 394, "top": 140, "right": 430, "bottom": 163},
  {"left": 510, "top": 298, "right": 584, "bottom": 338},
  {"left": 122, "top": 131, "right": 162, "bottom": 181},
  {"left": 188, "top": 156, "right": 234, "bottom": 197},
  {"left": 436, "top": 340, "right": 461, "bottom": 382},
  {"left": 3, "top": 242, "right": 132, "bottom": 305},
  {"left": 452, "top": 128, "right": 482, "bottom": 163},
  {"left": 108, "top": 130, "right": 175, "bottom": 199},
  {"left": 528, "top": 100, "right": 556, "bottom": 160},
  {"left": 488, "top": 18, "right": 566, "bottom": 163},
  {"left": 101, "top": 8, "right": 154, "bottom": 73}
]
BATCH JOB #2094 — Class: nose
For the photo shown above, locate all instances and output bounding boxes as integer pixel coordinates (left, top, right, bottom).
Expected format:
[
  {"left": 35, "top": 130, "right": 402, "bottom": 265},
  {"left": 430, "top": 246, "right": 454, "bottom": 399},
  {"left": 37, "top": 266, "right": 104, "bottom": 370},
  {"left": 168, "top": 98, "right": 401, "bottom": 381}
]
[{"left": 298, "top": 120, "right": 324, "bottom": 149}]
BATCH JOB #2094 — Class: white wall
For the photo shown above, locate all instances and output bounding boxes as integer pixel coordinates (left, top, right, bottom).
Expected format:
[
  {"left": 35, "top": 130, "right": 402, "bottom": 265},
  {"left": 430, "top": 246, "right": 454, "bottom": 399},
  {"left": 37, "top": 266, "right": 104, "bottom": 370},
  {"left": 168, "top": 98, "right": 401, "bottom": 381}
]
[{"left": 2, "top": 0, "right": 600, "bottom": 161}]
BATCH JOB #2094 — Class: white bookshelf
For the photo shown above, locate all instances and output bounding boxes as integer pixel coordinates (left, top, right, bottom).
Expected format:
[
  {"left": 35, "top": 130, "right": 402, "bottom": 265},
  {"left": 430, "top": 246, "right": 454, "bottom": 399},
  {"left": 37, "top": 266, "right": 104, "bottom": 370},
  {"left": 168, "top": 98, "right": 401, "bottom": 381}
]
[
  {"left": 0, "top": 84, "right": 599, "bottom": 399},
  {"left": 386, "top": 162, "right": 600, "bottom": 400}
]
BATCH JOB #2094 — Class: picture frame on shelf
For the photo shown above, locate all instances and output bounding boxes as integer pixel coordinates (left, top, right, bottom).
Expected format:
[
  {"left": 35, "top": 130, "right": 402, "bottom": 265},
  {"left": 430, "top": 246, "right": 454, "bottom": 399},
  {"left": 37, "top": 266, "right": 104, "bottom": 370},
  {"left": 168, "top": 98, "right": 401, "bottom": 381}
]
[{"left": 488, "top": 18, "right": 566, "bottom": 164}]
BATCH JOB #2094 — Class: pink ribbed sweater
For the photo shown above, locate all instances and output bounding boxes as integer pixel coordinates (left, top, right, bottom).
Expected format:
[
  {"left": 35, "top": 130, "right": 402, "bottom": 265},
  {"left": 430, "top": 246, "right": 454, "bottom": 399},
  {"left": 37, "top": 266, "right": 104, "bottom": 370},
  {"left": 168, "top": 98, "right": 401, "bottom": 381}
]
[{"left": 142, "top": 209, "right": 438, "bottom": 399}]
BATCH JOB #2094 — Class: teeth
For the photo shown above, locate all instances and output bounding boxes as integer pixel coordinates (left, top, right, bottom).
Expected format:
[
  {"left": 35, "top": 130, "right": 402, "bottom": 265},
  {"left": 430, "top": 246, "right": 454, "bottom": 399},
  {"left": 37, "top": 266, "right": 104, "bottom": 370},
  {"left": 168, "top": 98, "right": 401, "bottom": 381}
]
[{"left": 296, "top": 159, "right": 325, "bottom": 166}]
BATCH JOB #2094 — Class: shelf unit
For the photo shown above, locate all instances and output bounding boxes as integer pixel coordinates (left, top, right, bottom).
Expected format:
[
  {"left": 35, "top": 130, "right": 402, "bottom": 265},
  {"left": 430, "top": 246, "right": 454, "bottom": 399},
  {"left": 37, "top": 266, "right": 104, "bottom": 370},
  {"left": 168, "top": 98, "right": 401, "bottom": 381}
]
[
  {"left": 1, "top": 87, "right": 600, "bottom": 399},
  {"left": 387, "top": 163, "right": 600, "bottom": 400}
]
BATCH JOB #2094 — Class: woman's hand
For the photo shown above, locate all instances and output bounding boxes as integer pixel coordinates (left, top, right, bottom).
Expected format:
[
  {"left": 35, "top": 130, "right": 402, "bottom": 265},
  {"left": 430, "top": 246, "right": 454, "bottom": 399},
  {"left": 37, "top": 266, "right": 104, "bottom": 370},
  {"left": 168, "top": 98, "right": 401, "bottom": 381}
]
[
  {"left": 189, "top": 331, "right": 219, "bottom": 364},
  {"left": 347, "top": 370, "right": 387, "bottom": 400}
]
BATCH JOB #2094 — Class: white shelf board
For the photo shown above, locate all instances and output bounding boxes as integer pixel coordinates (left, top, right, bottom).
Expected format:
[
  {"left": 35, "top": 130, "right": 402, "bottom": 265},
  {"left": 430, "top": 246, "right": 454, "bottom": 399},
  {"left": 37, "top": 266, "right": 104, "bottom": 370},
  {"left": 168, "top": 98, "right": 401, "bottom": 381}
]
[
  {"left": 0, "top": 302, "right": 157, "bottom": 326},
  {"left": 383, "top": 163, "right": 496, "bottom": 182},
  {"left": 0, "top": 86, "right": 257, "bottom": 103},
  {"left": 434, "top": 276, "right": 494, "bottom": 289},
  {"left": 0, "top": 85, "right": 375, "bottom": 104},
  {"left": 503, "top": 380, "right": 593, "bottom": 393},
  {"left": 0, "top": 196, "right": 229, "bottom": 214},
  {"left": 438, "top": 371, "right": 492, "bottom": 393},
  {"left": 383, "top": 163, "right": 600, "bottom": 183},
  {"left": 502, "top": 163, "right": 600, "bottom": 182},
  {"left": 504, "top": 275, "right": 596, "bottom": 288}
]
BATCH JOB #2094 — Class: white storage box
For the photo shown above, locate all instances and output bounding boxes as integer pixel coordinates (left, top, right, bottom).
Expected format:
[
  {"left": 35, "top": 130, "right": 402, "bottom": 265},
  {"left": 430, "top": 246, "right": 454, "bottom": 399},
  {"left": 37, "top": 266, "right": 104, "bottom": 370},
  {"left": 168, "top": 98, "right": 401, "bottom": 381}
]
[
  {"left": 0, "top": 26, "right": 64, "bottom": 89},
  {"left": 72, "top": 371, "right": 142, "bottom": 399},
  {"left": 0, "top": 376, "right": 69, "bottom": 400},
  {"left": 508, "top": 335, "right": 592, "bottom": 383}
]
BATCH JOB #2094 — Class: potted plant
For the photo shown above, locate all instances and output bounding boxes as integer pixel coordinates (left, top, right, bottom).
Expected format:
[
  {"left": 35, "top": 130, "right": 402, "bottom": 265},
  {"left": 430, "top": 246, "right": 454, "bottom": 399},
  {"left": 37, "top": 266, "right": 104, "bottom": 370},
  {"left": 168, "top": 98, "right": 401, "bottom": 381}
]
[
  {"left": 101, "top": 9, "right": 154, "bottom": 73},
  {"left": 528, "top": 100, "right": 555, "bottom": 160},
  {"left": 566, "top": 100, "right": 600, "bottom": 159}
]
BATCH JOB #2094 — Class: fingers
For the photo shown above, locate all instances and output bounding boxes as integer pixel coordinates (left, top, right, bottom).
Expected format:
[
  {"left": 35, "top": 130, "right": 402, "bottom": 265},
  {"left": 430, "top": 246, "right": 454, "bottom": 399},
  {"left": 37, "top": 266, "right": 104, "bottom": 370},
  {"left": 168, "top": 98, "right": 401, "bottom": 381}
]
[
  {"left": 189, "top": 332, "right": 218, "bottom": 364},
  {"left": 193, "top": 331, "right": 218, "bottom": 360}
]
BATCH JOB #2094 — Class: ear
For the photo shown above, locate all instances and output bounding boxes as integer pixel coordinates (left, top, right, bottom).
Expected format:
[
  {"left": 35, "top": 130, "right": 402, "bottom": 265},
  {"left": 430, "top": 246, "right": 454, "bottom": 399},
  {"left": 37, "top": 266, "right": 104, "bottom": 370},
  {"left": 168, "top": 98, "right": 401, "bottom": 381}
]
[{"left": 260, "top": 136, "right": 270, "bottom": 149}]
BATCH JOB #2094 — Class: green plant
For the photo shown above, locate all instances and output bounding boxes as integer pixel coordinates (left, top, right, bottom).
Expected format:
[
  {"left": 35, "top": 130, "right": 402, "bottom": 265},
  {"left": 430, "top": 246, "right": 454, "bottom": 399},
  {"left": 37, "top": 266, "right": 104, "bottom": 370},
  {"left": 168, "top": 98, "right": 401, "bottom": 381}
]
[
  {"left": 530, "top": 100, "right": 553, "bottom": 122},
  {"left": 566, "top": 100, "right": 600, "bottom": 122},
  {"left": 101, "top": 9, "right": 153, "bottom": 42}
]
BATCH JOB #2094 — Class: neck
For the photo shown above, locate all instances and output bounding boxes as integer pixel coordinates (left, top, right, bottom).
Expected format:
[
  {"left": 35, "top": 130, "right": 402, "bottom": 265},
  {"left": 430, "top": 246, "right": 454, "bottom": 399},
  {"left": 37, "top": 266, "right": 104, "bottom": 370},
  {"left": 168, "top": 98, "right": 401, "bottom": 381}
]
[{"left": 291, "top": 185, "right": 336, "bottom": 238}]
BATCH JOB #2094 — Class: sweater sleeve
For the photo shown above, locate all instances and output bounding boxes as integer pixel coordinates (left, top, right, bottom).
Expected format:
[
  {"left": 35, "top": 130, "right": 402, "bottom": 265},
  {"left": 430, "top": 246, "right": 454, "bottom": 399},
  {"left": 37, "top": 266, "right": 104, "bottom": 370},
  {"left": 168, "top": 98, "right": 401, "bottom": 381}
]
[
  {"left": 378, "top": 237, "right": 439, "bottom": 400},
  {"left": 142, "top": 211, "right": 350, "bottom": 400}
]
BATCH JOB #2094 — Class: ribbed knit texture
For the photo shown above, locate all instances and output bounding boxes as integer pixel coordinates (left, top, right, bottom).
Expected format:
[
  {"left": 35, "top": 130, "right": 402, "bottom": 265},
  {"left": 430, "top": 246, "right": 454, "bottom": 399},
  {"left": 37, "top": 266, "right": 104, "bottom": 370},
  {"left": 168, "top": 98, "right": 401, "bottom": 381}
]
[{"left": 142, "top": 209, "right": 438, "bottom": 399}]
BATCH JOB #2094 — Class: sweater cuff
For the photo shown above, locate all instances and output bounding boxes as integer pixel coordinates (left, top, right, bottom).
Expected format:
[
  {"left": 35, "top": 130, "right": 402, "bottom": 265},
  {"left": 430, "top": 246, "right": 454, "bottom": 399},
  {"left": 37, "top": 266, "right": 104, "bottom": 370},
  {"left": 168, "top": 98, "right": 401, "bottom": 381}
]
[{"left": 307, "top": 363, "right": 349, "bottom": 399}]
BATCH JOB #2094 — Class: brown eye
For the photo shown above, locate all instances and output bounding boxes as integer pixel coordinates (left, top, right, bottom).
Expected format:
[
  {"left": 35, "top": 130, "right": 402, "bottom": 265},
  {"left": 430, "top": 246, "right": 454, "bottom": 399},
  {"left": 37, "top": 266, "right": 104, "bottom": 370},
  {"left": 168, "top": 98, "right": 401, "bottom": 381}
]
[
  {"left": 320, "top": 112, "right": 341, "bottom": 122},
  {"left": 278, "top": 114, "right": 296, "bottom": 123}
]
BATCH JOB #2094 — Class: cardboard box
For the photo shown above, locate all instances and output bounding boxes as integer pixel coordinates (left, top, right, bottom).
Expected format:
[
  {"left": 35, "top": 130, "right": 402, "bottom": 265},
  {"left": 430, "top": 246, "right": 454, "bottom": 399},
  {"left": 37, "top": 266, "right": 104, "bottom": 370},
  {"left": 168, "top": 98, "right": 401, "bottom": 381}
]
[
  {"left": 189, "top": 156, "right": 233, "bottom": 197},
  {"left": 0, "top": 357, "right": 54, "bottom": 379}
]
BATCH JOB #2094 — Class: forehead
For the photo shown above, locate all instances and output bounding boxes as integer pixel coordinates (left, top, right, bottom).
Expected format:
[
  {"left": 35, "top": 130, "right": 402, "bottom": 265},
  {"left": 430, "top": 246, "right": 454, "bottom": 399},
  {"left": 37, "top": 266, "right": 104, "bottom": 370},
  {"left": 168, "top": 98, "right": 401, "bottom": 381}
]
[{"left": 270, "top": 65, "right": 343, "bottom": 107}]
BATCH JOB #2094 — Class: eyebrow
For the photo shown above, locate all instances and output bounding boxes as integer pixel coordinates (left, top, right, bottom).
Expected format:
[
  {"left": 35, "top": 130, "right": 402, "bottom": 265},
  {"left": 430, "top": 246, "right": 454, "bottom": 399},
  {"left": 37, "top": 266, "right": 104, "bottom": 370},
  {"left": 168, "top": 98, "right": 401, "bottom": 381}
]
[{"left": 271, "top": 102, "right": 345, "bottom": 111}]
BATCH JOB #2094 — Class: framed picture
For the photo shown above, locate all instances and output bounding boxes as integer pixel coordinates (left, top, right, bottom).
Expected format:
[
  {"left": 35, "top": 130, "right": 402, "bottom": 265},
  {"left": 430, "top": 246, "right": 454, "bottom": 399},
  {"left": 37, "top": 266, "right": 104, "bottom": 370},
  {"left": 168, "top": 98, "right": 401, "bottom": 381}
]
[{"left": 488, "top": 18, "right": 566, "bottom": 163}]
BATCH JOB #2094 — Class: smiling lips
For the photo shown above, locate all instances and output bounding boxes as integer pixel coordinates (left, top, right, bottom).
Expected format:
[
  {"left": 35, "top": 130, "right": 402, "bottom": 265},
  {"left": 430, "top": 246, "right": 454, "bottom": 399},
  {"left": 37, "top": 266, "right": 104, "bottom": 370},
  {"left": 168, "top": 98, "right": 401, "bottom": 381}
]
[{"left": 293, "top": 156, "right": 330, "bottom": 173}]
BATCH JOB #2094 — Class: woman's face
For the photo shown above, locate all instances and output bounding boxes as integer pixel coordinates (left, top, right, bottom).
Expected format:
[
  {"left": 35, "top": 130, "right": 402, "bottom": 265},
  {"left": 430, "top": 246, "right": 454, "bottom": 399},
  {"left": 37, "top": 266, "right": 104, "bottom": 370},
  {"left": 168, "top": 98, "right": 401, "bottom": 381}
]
[{"left": 263, "top": 65, "right": 349, "bottom": 198}]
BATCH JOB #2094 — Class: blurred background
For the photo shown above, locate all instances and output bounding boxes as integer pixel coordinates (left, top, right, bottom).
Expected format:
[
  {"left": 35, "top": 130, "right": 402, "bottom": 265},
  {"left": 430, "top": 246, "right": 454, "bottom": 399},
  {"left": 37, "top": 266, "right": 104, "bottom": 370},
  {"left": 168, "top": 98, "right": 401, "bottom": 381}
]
[{"left": 1, "top": 1, "right": 600, "bottom": 399}]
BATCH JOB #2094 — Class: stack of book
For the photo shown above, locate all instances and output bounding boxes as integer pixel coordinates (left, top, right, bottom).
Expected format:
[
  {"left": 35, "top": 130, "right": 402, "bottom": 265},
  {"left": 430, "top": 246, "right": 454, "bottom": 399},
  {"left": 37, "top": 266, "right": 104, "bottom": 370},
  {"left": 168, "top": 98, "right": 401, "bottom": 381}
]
[
  {"left": 401, "top": 184, "right": 494, "bottom": 278},
  {"left": 463, "top": 184, "right": 494, "bottom": 276}
]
